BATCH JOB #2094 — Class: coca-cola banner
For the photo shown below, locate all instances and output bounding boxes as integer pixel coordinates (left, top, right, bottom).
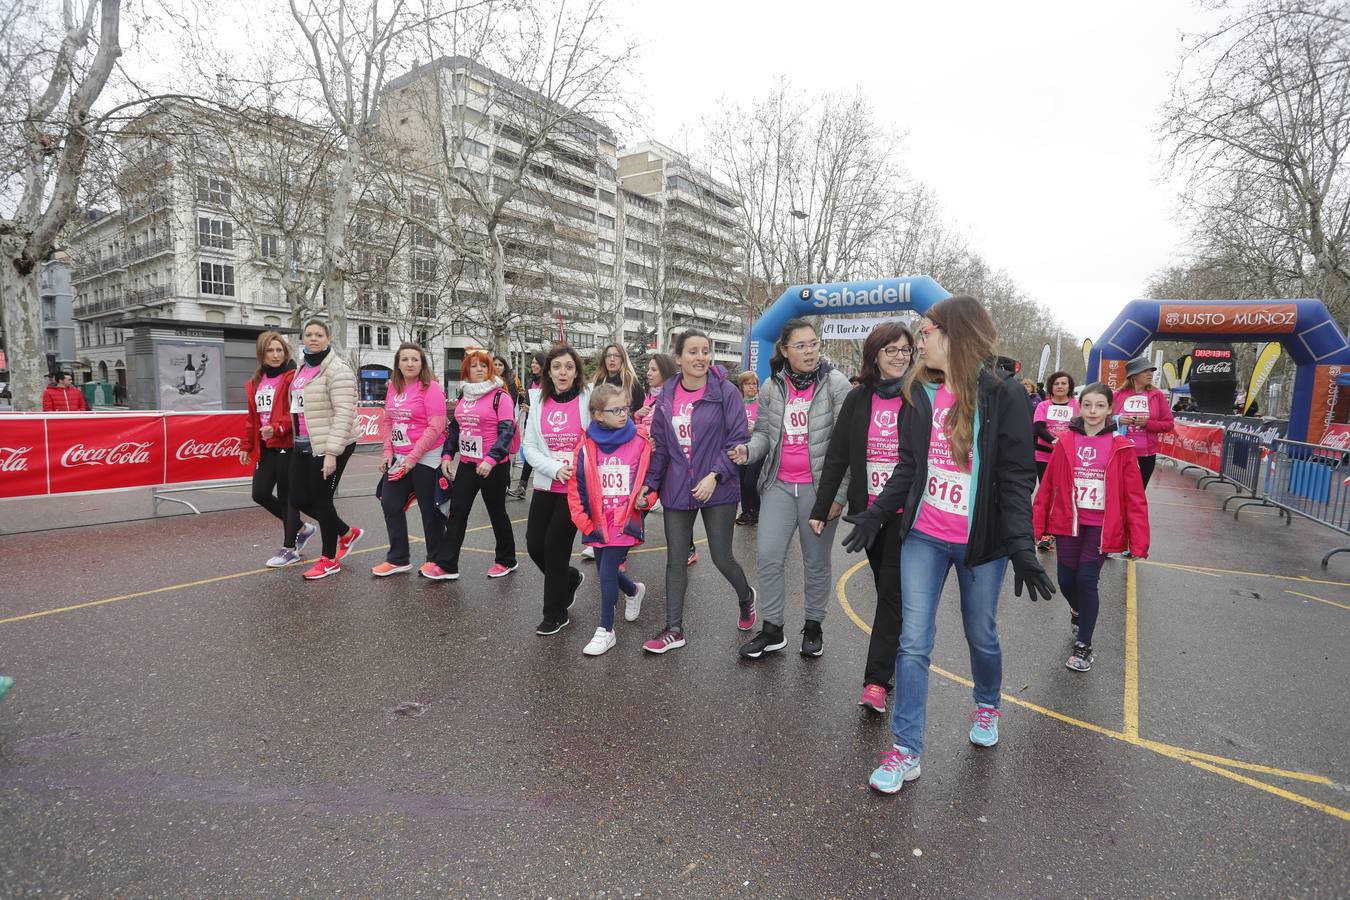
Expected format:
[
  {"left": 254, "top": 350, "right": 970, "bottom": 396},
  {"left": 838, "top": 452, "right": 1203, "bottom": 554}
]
[
  {"left": 45, "top": 414, "right": 166, "bottom": 495},
  {"left": 0, "top": 417, "right": 48, "bottom": 499},
  {"left": 355, "top": 405, "right": 386, "bottom": 445},
  {"left": 1320, "top": 423, "right": 1350, "bottom": 450},
  {"left": 1158, "top": 421, "right": 1225, "bottom": 471},
  {"left": 164, "top": 413, "right": 253, "bottom": 483}
]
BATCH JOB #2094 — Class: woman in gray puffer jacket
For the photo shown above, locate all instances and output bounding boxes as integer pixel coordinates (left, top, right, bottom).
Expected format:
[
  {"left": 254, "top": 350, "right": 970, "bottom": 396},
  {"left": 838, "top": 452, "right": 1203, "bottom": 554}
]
[{"left": 731, "top": 318, "right": 851, "bottom": 660}]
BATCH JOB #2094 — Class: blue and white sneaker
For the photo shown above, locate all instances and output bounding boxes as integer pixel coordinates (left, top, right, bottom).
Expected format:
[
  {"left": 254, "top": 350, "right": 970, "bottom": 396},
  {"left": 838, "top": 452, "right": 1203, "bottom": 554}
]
[
  {"left": 0, "top": 675, "right": 13, "bottom": 702},
  {"left": 869, "top": 746, "right": 921, "bottom": 794},
  {"left": 969, "top": 704, "right": 1001, "bottom": 746},
  {"left": 294, "top": 523, "right": 317, "bottom": 554},
  {"left": 267, "top": 547, "right": 302, "bottom": 568}
]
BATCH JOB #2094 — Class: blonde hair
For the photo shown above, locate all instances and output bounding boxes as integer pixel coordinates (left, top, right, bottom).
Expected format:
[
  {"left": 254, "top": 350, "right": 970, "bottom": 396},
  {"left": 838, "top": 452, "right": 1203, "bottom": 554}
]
[
  {"left": 253, "top": 331, "right": 292, "bottom": 379},
  {"left": 589, "top": 383, "right": 624, "bottom": 416}
]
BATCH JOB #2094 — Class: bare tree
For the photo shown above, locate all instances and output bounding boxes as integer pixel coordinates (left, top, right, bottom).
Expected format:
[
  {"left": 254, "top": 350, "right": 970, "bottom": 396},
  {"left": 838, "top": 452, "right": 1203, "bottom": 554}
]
[{"left": 0, "top": 0, "right": 121, "bottom": 409}]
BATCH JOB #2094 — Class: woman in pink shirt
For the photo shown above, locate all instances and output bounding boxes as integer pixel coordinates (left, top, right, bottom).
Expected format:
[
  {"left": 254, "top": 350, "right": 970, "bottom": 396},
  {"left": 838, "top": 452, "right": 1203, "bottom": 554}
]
[
  {"left": 1112, "top": 356, "right": 1175, "bottom": 488},
  {"left": 373, "top": 342, "right": 449, "bottom": 579},
  {"left": 1033, "top": 371, "right": 1079, "bottom": 551},
  {"left": 735, "top": 371, "right": 763, "bottom": 526},
  {"left": 438, "top": 349, "right": 518, "bottom": 579}
]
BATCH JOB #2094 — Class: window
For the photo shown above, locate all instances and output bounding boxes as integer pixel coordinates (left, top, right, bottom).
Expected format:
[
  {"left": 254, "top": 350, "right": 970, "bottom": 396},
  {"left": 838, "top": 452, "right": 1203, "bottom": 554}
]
[
  {"left": 358, "top": 324, "right": 372, "bottom": 346},
  {"left": 199, "top": 262, "right": 234, "bottom": 296},
  {"left": 625, "top": 284, "right": 651, "bottom": 300},
  {"left": 412, "top": 256, "right": 436, "bottom": 283},
  {"left": 410, "top": 192, "right": 437, "bottom": 220},
  {"left": 260, "top": 234, "right": 279, "bottom": 258},
  {"left": 375, "top": 292, "right": 390, "bottom": 314},
  {"left": 597, "top": 213, "right": 615, "bottom": 229},
  {"left": 598, "top": 189, "right": 615, "bottom": 205},
  {"left": 376, "top": 325, "right": 390, "bottom": 348},
  {"left": 412, "top": 226, "right": 436, "bottom": 250},
  {"left": 197, "top": 217, "right": 233, "bottom": 250},
  {"left": 597, "top": 238, "right": 615, "bottom": 253},
  {"left": 416, "top": 328, "right": 430, "bottom": 346},
  {"left": 412, "top": 292, "right": 436, "bottom": 318},
  {"left": 195, "top": 175, "right": 231, "bottom": 207},
  {"left": 264, "top": 316, "right": 281, "bottom": 327}
]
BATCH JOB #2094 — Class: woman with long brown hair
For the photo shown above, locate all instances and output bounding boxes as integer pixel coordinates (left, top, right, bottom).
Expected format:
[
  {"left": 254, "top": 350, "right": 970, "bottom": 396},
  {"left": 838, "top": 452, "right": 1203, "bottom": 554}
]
[
  {"left": 373, "top": 342, "right": 449, "bottom": 578},
  {"left": 840, "top": 296, "right": 1054, "bottom": 795},
  {"left": 592, "top": 342, "right": 639, "bottom": 408}
]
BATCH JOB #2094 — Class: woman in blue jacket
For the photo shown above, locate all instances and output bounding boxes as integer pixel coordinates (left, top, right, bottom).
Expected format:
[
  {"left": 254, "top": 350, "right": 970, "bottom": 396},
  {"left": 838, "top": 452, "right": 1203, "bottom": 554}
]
[{"left": 637, "top": 329, "right": 756, "bottom": 654}]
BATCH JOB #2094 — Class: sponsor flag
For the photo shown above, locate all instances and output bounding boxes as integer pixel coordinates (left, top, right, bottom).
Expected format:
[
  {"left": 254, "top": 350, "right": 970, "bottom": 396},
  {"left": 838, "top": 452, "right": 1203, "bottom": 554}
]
[
  {"left": 1081, "top": 338, "right": 1093, "bottom": 375},
  {"left": 1243, "top": 343, "right": 1281, "bottom": 414},
  {"left": 1180, "top": 354, "right": 1193, "bottom": 383},
  {"left": 1163, "top": 361, "right": 1180, "bottom": 387},
  {"left": 1037, "top": 343, "right": 1052, "bottom": 382}
]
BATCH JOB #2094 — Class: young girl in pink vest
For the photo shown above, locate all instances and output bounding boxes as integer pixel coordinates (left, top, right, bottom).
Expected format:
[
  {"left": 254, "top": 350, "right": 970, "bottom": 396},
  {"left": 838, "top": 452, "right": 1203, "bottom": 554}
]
[{"left": 567, "top": 384, "right": 654, "bottom": 656}]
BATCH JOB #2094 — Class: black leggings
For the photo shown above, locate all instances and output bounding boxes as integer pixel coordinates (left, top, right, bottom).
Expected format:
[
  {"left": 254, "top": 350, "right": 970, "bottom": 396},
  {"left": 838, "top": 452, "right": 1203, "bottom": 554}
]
[
  {"left": 380, "top": 462, "right": 444, "bottom": 566},
  {"left": 862, "top": 514, "right": 904, "bottom": 689},
  {"left": 438, "top": 460, "right": 516, "bottom": 573},
  {"left": 252, "top": 446, "right": 302, "bottom": 548},
  {"left": 526, "top": 490, "right": 580, "bottom": 623},
  {"left": 289, "top": 442, "right": 355, "bottom": 559},
  {"left": 1138, "top": 454, "right": 1157, "bottom": 488}
]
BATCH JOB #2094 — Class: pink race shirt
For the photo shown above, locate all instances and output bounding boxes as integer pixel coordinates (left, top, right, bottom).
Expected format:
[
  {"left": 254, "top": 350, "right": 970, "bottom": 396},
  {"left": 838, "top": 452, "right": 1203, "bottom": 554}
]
[
  {"left": 596, "top": 437, "right": 645, "bottom": 548},
  {"left": 672, "top": 384, "right": 705, "bottom": 460},
  {"left": 1071, "top": 433, "right": 1113, "bottom": 527},
  {"left": 254, "top": 372, "right": 287, "bottom": 430},
  {"left": 455, "top": 389, "right": 512, "bottom": 465},
  {"left": 777, "top": 382, "right": 814, "bottom": 484},
  {"left": 1034, "top": 399, "right": 1079, "bottom": 463},
  {"left": 744, "top": 399, "right": 759, "bottom": 430},
  {"left": 913, "top": 385, "right": 971, "bottom": 543},
  {"left": 865, "top": 394, "right": 904, "bottom": 507},
  {"left": 541, "top": 395, "right": 584, "bottom": 493},
  {"left": 289, "top": 364, "right": 318, "bottom": 437},
  {"left": 385, "top": 381, "right": 447, "bottom": 456},
  {"left": 1115, "top": 389, "right": 1153, "bottom": 454}
]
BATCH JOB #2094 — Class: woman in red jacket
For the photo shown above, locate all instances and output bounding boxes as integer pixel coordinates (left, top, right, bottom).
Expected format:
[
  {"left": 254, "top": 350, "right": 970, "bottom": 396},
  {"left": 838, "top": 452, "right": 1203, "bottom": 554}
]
[
  {"left": 1112, "top": 356, "right": 1174, "bottom": 488},
  {"left": 1033, "top": 383, "right": 1150, "bottom": 673},
  {"left": 239, "top": 331, "right": 315, "bottom": 567}
]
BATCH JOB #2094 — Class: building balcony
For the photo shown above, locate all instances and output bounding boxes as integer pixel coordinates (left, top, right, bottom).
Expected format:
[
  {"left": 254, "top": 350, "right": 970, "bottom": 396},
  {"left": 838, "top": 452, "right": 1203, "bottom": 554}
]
[
  {"left": 124, "top": 194, "right": 172, "bottom": 223},
  {"left": 126, "top": 284, "right": 172, "bottom": 306},
  {"left": 125, "top": 236, "right": 173, "bottom": 264},
  {"left": 118, "top": 148, "right": 171, "bottom": 183}
]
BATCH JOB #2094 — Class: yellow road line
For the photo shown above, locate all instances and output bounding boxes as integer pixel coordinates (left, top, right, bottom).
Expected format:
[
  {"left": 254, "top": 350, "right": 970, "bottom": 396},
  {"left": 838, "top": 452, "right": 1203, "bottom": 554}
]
[
  {"left": 834, "top": 559, "right": 1347, "bottom": 821},
  {"left": 1284, "top": 589, "right": 1350, "bottom": 611},
  {"left": 1139, "top": 559, "right": 1350, "bottom": 588},
  {"left": 1123, "top": 560, "right": 1140, "bottom": 739}
]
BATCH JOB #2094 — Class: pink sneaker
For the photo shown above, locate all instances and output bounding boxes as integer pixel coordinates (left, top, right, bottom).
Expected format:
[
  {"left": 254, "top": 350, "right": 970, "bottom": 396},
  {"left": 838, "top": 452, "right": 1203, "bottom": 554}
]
[
  {"left": 336, "top": 526, "right": 363, "bottom": 561},
  {"left": 642, "top": 628, "right": 686, "bottom": 654},
  {"left": 302, "top": 556, "right": 341, "bottom": 580},
  {"left": 419, "top": 562, "right": 458, "bottom": 581},
  {"left": 859, "top": 684, "right": 887, "bottom": 713},
  {"left": 486, "top": 562, "right": 518, "bottom": 578},
  {"left": 737, "top": 587, "right": 757, "bottom": 631}
]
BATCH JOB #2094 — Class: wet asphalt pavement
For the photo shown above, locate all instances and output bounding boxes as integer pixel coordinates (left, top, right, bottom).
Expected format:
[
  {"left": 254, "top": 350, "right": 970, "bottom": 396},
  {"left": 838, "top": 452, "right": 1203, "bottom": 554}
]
[{"left": 0, "top": 459, "right": 1347, "bottom": 897}]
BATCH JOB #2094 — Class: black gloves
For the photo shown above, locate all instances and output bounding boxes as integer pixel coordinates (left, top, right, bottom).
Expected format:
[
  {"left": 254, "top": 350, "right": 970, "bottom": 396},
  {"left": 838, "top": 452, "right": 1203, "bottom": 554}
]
[
  {"left": 840, "top": 510, "right": 883, "bottom": 553},
  {"left": 1010, "top": 548, "right": 1056, "bottom": 602}
]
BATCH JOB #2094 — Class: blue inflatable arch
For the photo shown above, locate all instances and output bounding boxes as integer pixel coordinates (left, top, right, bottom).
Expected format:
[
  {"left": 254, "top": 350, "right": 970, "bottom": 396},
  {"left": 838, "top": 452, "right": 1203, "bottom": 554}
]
[
  {"left": 1087, "top": 298, "right": 1350, "bottom": 442},
  {"left": 744, "top": 277, "right": 952, "bottom": 382}
]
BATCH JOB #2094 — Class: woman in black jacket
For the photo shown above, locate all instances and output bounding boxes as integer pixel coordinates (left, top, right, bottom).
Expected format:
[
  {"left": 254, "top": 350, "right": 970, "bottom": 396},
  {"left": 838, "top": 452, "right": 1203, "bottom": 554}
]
[
  {"left": 840, "top": 296, "right": 1055, "bottom": 796},
  {"left": 809, "top": 321, "right": 913, "bottom": 714}
]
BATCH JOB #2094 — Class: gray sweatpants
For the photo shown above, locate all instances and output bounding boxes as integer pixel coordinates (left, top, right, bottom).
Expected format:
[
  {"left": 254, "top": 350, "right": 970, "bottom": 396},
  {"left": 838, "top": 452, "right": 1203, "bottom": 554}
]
[{"left": 757, "top": 480, "right": 840, "bottom": 627}]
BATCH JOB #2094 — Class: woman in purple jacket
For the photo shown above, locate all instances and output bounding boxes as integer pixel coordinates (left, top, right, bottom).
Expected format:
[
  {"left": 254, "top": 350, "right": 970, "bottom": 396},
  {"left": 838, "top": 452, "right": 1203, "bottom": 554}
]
[{"left": 637, "top": 329, "right": 756, "bottom": 654}]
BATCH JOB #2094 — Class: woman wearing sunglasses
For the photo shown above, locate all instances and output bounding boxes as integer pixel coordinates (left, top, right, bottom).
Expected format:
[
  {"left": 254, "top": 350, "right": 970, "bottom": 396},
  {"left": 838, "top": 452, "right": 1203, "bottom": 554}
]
[
  {"left": 809, "top": 320, "right": 914, "bottom": 711},
  {"left": 839, "top": 295, "right": 1054, "bottom": 796}
]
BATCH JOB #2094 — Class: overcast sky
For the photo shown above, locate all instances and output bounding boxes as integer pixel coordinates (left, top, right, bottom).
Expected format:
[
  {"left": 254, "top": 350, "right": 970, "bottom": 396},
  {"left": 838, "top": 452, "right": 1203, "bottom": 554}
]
[{"left": 614, "top": 0, "right": 1224, "bottom": 341}]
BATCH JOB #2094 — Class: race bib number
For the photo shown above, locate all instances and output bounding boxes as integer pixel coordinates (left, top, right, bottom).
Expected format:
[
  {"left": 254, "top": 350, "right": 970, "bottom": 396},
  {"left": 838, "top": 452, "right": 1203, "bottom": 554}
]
[
  {"left": 391, "top": 422, "right": 410, "bottom": 447},
  {"left": 785, "top": 400, "right": 810, "bottom": 439},
  {"left": 1045, "top": 404, "right": 1073, "bottom": 423},
  {"left": 599, "top": 462, "right": 630, "bottom": 498},
  {"left": 255, "top": 387, "right": 275, "bottom": 413},
  {"left": 674, "top": 410, "right": 694, "bottom": 450},
  {"left": 866, "top": 461, "right": 893, "bottom": 497},
  {"left": 459, "top": 433, "right": 483, "bottom": 459},
  {"left": 1074, "top": 475, "right": 1105, "bottom": 510},
  {"left": 925, "top": 466, "right": 970, "bottom": 516},
  {"left": 1122, "top": 396, "right": 1149, "bottom": 416},
  {"left": 290, "top": 389, "right": 305, "bottom": 414}
]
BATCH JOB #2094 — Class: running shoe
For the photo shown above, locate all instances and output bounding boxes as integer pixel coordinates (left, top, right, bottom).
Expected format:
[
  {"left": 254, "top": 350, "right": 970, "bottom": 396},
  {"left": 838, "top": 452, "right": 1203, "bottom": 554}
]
[
  {"left": 859, "top": 684, "right": 887, "bottom": 713},
  {"left": 419, "top": 562, "right": 458, "bottom": 580},
  {"left": 583, "top": 627, "right": 617, "bottom": 656},
  {"left": 487, "top": 562, "right": 518, "bottom": 578},
  {"left": 969, "top": 704, "right": 1001, "bottom": 746},
  {"left": 735, "top": 513, "right": 751, "bottom": 525},
  {"left": 1066, "top": 642, "right": 1094, "bottom": 672},
  {"left": 624, "top": 582, "right": 646, "bottom": 622},
  {"left": 642, "top": 628, "right": 686, "bottom": 654},
  {"left": 506, "top": 485, "right": 525, "bottom": 501},
  {"left": 1036, "top": 535, "right": 1055, "bottom": 552},
  {"left": 581, "top": 545, "right": 595, "bottom": 560},
  {"left": 800, "top": 619, "right": 823, "bottom": 657},
  {"left": 567, "top": 569, "right": 585, "bottom": 609},
  {"left": 738, "top": 624, "right": 786, "bottom": 659},
  {"left": 0, "top": 675, "right": 12, "bottom": 702},
  {"left": 687, "top": 548, "right": 698, "bottom": 566},
  {"left": 536, "top": 617, "right": 570, "bottom": 636},
  {"left": 294, "top": 522, "right": 317, "bottom": 553},
  {"left": 336, "top": 526, "right": 364, "bottom": 561},
  {"left": 371, "top": 561, "right": 411, "bottom": 577},
  {"left": 869, "top": 746, "right": 921, "bottom": 794},
  {"left": 737, "top": 588, "right": 757, "bottom": 631},
  {"left": 303, "top": 556, "right": 341, "bottom": 580},
  {"left": 267, "top": 547, "right": 301, "bottom": 568}
]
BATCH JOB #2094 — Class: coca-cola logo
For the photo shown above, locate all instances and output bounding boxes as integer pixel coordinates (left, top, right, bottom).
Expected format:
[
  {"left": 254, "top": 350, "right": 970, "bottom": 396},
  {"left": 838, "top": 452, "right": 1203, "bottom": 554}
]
[
  {"left": 176, "top": 436, "right": 242, "bottom": 461},
  {"left": 61, "top": 441, "right": 153, "bottom": 467},
  {"left": 0, "top": 446, "right": 33, "bottom": 472},
  {"left": 1320, "top": 426, "right": 1350, "bottom": 450},
  {"left": 356, "top": 413, "right": 381, "bottom": 437},
  {"left": 1192, "top": 361, "right": 1233, "bottom": 376}
]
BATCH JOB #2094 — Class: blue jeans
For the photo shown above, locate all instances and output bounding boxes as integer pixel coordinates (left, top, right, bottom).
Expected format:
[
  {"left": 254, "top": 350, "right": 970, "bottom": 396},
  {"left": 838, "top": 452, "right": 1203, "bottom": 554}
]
[
  {"left": 893, "top": 528, "right": 1008, "bottom": 754},
  {"left": 595, "top": 545, "right": 637, "bottom": 630}
]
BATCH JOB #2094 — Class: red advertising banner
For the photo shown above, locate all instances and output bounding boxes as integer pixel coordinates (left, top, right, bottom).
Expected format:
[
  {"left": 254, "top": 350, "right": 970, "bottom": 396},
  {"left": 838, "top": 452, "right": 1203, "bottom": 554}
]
[
  {"left": 1308, "top": 364, "right": 1343, "bottom": 446},
  {"left": 44, "top": 414, "right": 167, "bottom": 495},
  {"left": 164, "top": 413, "right": 254, "bottom": 483},
  {"left": 0, "top": 417, "right": 49, "bottom": 499},
  {"left": 1319, "top": 423, "right": 1350, "bottom": 450},
  {"left": 1099, "top": 358, "right": 1128, "bottom": 390},
  {"left": 1156, "top": 303, "right": 1298, "bottom": 335},
  {"left": 355, "top": 406, "right": 386, "bottom": 445},
  {"left": 1157, "top": 421, "right": 1225, "bottom": 471}
]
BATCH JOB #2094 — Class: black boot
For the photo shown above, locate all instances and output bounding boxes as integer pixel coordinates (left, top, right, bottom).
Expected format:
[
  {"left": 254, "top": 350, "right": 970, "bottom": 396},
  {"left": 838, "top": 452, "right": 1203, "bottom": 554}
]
[
  {"left": 800, "top": 619, "right": 823, "bottom": 657},
  {"left": 739, "top": 623, "right": 786, "bottom": 659}
]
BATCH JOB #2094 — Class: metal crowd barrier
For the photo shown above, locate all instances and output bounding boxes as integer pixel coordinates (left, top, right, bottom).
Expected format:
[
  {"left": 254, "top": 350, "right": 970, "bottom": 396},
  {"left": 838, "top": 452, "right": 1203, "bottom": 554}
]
[
  {"left": 1219, "top": 430, "right": 1291, "bottom": 523},
  {"left": 1262, "top": 438, "right": 1350, "bottom": 566}
]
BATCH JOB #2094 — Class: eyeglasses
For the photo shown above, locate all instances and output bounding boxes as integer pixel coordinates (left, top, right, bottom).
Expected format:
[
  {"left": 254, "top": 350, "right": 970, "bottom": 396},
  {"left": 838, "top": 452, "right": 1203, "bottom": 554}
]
[
  {"left": 917, "top": 324, "right": 943, "bottom": 341},
  {"left": 787, "top": 339, "right": 822, "bottom": 352},
  {"left": 604, "top": 352, "right": 623, "bottom": 360},
  {"left": 602, "top": 406, "right": 631, "bottom": 416},
  {"left": 880, "top": 345, "right": 914, "bottom": 359}
]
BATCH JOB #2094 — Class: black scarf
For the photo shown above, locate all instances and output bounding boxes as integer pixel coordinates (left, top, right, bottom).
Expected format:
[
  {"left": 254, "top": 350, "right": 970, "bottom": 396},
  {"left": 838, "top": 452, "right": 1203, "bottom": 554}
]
[
  {"left": 785, "top": 365, "right": 818, "bottom": 392},
  {"left": 551, "top": 384, "right": 583, "bottom": 404},
  {"left": 874, "top": 375, "right": 904, "bottom": 399},
  {"left": 261, "top": 359, "right": 297, "bottom": 378},
  {"left": 302, "top": 346, "right": 331, "bottom": 368}
]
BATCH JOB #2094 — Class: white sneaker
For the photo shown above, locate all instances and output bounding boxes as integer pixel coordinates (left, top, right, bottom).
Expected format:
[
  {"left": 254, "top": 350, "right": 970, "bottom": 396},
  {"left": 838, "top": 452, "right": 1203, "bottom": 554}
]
[
  {"left": 583, "top": 627, "right": 616, "bottom": 656},
  {"left": 624, "top": 582, "right": 646, "bottom": 622},
  {"left": 581, "top": 545, "right": 595, "bottom": 560}
]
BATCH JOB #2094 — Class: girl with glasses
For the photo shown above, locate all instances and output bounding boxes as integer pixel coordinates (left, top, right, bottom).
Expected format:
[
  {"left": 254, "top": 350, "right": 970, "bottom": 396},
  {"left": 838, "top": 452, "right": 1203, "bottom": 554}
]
[
  {"left": 809, "top": 321, "right": 914, "bottom": 710},
  {"left": 839, "top": 296, "right": 1054, "bottom": 796},
  {"left": 731, "top": 318, "right": 853, "bottom": 660}
]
